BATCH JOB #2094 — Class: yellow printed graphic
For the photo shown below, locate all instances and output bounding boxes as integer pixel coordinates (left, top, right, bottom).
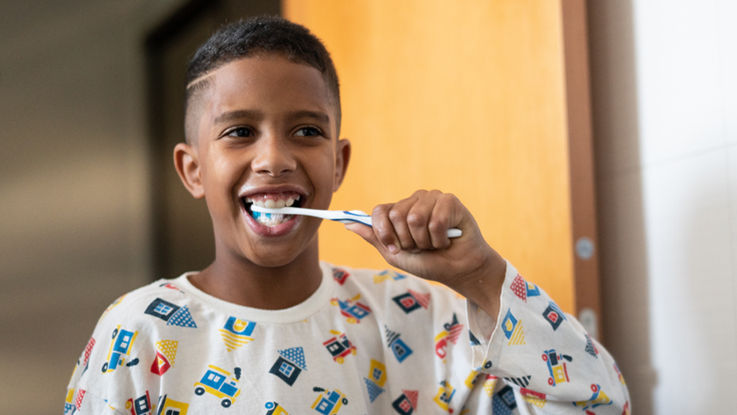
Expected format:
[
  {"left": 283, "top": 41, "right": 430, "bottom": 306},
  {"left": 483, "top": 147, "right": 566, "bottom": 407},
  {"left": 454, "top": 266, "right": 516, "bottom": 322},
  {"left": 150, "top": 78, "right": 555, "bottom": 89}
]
[
  {"left": 506, "top": 320, "right": 525, "bottom": 345},
  {"left": 219, "top": 330, "right": 254, "bottom": 351},
  {"left": 524, "top": 395, "right": 546, "bottom": 408},
  {"left": 483, "top": 375, "right": 498, "bottom": 397},
  {"left": 464, "top": 370, "right": 479, "bottom": 389},
  {"left": 159, "top": 396, "right": 189, "bottom": 414},
  {"left": 156, "top": 340, "right": 178, "bottom": 365}
]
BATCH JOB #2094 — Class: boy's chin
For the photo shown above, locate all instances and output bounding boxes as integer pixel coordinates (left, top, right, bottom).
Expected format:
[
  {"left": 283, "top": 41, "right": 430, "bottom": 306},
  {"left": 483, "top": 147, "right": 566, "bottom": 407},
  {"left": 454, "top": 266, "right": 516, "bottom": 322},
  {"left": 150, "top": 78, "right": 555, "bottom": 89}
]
[{"left": 240, "top": 235, "right": 319, "bottom": 268}]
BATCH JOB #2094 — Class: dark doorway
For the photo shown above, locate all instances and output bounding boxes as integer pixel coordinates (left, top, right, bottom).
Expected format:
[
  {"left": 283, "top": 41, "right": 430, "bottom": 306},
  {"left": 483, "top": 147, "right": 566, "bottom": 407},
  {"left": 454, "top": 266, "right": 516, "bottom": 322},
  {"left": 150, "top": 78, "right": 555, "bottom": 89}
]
[{"left": 145, "top": 0, "right": 280, "bottom": 278}]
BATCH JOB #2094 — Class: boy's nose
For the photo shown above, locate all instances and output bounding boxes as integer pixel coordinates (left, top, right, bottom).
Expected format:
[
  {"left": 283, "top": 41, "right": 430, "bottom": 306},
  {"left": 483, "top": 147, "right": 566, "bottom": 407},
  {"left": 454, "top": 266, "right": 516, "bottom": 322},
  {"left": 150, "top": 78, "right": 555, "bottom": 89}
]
[{"left": 251, "top": 135, "right": 297, "bottom": 177}]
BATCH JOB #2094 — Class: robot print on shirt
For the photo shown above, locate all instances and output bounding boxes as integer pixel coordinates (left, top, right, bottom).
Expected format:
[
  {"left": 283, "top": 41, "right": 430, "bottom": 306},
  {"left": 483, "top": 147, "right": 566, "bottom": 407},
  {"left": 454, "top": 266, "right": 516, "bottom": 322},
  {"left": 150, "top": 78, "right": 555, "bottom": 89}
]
[
  {"left": 219, "top": 317, "right": 256, "bottom": 352},
  {"left": 391, "top": 390, "right": 418, "bottom": 414},
  {"left": 311, "top": 387, "right": 348, "bottom": 415},
  {"left": 364, "top": 359, "right": 387, "bottom": 403},
  {"left": 542, "top": 349, "right": 573, "bottom": 386},
  {"left": 144, "top": 298, "right": 197, "bottom": 328},
  {"left": 323, "top": 330, "right": 356, "bottom": 364},
  {"left": 435, "top": 313, "right": 464, "bottom": 360},
  {"left": 101, "top": 325, "right": 139, "bottom": 373},
  {"left": 150, "top": 339, "right": 178, "bottom": 375},
  {"left": 156, "top": 395, "right": 189, "bottom": 415},
  {"left": 330, "top": 294, "right": 372, "bottom": 324},
  {"left": 384, "top": 325, "right": 414, "bottom": 363},
  {"left": 509, "top": 274, "right": 540, "bottom": 302},
  {"left": 193, "top": 365, "right": 242, "bottom": 408},
  {"left": 501, "top": 309, "right": 526, "bottom": 346},
  {"left": 269, "top": 347, "right": 307, "bottom": 386},
  {"left": 392, "top": 289, "right": 431, "bottom": 314}
]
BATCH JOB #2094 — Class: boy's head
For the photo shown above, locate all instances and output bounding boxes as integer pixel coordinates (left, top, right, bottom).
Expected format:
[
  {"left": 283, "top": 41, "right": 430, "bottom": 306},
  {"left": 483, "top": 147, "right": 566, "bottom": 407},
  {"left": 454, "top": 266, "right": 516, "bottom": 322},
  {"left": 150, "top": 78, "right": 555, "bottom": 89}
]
[
  {"left": 184, "top": 16, "right": 341, "bottom": 143},
  {"left": 174, "top": 16, "right": 350, "bottom": 269}
]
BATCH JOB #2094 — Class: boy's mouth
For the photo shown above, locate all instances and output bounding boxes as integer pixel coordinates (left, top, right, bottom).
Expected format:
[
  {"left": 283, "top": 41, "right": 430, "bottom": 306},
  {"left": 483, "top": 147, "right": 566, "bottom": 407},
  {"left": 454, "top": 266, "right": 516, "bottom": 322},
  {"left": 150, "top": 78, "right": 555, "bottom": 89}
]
[{"left": 241, "top": 192, "right": 303, "bottom": 227}]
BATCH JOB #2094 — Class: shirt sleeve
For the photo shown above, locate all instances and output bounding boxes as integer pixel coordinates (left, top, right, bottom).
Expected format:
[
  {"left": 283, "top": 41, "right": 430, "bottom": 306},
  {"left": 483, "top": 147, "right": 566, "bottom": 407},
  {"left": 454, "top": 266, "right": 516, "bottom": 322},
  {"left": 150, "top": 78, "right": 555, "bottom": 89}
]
[{"left": 465, "top": 261, "right": 631, "bottom": 414}]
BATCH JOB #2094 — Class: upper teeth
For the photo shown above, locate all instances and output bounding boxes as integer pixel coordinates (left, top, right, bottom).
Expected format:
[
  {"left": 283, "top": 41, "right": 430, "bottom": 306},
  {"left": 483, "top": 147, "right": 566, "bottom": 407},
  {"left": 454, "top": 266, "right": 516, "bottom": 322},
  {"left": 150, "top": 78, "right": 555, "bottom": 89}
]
[{"left": 247, "top": 196, "right": 299, "bottom": 209}]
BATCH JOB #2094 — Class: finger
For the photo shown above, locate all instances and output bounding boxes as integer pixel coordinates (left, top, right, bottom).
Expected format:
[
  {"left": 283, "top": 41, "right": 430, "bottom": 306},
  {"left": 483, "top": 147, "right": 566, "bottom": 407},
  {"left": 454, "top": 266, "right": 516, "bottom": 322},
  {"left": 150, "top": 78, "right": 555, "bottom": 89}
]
[
  {"left": 344, "top": 222, "right": 381, "bottom": 248},
  {"left": 387, "top": 197, "right": 418, "bottom": 251},
  {"left": 428, "top": 194, "right": 455, "bottom": 249},
  {"left": 406, "top": 193, "right": 437, "bottom": 250},
  {"left": 371, "top": 204, "right": 401, "bottom": 254}
]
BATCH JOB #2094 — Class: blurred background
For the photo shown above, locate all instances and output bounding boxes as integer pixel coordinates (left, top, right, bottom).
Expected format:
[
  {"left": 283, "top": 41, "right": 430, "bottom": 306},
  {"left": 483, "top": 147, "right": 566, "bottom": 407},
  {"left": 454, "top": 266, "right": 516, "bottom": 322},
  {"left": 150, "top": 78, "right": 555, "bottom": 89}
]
[{"left": 1, "top": 0, "right": 735, "bottom": 413}]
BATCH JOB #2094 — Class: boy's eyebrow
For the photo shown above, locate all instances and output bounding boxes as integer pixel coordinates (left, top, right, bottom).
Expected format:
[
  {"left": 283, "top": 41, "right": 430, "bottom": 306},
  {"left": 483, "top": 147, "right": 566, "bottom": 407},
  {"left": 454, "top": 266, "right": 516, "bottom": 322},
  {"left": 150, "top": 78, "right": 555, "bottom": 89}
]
[
  {"left": 213, "top": 110, "right": 331, "bottom": 125},
  {"left": 213, "top": 110, "right": 263, "bottom": 124},
  {"left": 286, "top": 110, "right": 330, "bottom": 125}
]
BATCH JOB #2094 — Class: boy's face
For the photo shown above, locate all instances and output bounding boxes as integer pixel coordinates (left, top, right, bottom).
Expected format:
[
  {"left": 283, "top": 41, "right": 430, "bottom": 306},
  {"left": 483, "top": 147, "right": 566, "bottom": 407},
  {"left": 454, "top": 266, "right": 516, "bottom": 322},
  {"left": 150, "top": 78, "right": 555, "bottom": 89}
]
[{"left": 175, "top": 54, "right": 349, "bottom": 268}]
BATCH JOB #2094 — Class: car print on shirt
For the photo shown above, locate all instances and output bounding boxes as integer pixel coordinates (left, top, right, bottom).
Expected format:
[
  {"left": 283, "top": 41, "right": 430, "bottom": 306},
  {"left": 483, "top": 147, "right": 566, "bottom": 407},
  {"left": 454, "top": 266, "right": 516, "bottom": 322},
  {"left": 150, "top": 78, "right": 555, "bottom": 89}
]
[
  {"left": 311, "top": 387, "right": 348, "bottom": 414},
  {"left": 193, "top": 365, "right": 242, "bottom": 408},
  {"left": 102, "top": 325, "right": 139, "bottom": 373}
]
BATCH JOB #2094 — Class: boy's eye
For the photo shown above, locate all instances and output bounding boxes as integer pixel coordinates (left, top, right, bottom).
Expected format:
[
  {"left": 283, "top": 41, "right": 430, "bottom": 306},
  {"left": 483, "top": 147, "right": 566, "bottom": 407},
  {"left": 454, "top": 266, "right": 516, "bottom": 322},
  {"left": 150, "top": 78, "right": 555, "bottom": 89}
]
[
  {"left": 294, "top": 126, "right": 323, "bottom": 137},
  {"left": 226, "top": 127, "right": 253, "bottom": 138}
]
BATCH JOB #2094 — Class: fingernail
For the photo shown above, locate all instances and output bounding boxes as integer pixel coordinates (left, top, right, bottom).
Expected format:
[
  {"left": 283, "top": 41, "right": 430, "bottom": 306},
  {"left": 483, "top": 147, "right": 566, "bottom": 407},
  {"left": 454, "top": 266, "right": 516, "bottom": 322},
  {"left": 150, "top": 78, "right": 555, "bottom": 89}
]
[{"left": 387, "top": 244, "right": 399, "bottom": 254}]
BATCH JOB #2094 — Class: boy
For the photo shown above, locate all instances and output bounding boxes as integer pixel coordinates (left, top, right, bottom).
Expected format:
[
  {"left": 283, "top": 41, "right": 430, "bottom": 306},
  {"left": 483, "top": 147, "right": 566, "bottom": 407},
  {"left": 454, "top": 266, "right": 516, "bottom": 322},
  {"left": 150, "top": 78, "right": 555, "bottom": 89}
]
[{"left": 65, "top": 17, "right": 629, "bottom": 414}]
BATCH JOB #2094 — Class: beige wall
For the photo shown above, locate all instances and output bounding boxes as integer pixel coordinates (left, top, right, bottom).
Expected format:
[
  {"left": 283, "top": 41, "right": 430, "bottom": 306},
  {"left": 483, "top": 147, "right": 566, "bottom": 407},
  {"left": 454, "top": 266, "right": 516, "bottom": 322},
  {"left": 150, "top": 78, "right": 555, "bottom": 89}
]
[
  {"left": 0, "top": 1, "right": 181, "bottom": 413},
  {"left": 590, "top": 0, "right": 737, "bottom": 412}
]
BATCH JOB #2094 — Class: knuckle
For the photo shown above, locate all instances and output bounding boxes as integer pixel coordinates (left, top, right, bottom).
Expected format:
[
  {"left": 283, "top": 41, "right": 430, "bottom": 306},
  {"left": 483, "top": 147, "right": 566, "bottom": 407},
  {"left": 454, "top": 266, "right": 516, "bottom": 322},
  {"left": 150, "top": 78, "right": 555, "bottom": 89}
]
[
  {"left": 427, "top": 220, "right": 445, "bottom": 233},
  {"left": 406, "top": 212, "right": 424, "bottom": 227},
  {"left": 388, "top": 208, "right": 403, "bottom": 221}
]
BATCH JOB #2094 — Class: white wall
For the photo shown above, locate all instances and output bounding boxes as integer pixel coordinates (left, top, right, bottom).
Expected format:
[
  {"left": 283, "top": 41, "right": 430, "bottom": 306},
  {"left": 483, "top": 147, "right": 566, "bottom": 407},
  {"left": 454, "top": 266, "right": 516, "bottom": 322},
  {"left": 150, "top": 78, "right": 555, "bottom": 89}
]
[
  {"left": 0, "top": 1, "right": 181, "bottom": 413},
  {"left": 590, "top": 0, "right": 737, "bottom": 412}
]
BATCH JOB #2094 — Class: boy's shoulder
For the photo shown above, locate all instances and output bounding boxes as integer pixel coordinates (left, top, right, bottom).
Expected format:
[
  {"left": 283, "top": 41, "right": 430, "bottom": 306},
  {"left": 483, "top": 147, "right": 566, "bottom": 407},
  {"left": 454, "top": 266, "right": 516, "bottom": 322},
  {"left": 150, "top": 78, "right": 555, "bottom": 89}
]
[{"left": 92, "top": 273, "right": 195, "bottom": 329}]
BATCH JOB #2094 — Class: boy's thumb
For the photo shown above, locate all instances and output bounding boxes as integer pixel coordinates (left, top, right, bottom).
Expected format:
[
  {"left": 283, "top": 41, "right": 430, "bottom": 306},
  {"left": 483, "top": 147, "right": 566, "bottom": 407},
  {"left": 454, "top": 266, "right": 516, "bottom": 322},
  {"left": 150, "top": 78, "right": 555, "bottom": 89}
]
[{"left": 344, "top": 223, "right": 380, "bottom": 248}]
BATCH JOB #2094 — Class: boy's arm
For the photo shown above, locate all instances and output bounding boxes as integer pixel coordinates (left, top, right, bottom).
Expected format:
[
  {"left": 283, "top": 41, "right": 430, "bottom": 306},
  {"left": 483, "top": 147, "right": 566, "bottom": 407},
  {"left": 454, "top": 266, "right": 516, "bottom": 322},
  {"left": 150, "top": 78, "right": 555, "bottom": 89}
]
[{"left": 345, "top": 190, "right": 631, "bottom": 412}]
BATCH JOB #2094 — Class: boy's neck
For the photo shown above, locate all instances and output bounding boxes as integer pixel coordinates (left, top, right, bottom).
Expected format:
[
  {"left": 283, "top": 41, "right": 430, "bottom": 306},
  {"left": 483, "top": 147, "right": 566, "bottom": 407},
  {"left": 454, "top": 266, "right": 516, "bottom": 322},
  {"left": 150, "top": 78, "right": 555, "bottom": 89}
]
[{"left": 189, "top": 242, "right": 323, "bottom": 310}]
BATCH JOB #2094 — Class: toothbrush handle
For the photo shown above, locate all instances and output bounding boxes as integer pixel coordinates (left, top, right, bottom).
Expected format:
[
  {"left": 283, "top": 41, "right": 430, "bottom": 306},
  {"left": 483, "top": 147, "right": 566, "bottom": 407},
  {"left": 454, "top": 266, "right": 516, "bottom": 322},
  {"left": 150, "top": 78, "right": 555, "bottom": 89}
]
[{"left": 446, "top": 228, "right": 463, "bottom": 238}]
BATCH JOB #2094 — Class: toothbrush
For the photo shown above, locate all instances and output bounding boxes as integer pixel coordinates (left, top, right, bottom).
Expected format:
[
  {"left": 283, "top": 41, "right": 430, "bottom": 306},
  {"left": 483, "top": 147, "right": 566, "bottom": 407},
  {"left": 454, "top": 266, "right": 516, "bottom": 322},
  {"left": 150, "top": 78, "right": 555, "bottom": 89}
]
[{"left": 251, "top": 205, "right": 463, "bottom": 238}]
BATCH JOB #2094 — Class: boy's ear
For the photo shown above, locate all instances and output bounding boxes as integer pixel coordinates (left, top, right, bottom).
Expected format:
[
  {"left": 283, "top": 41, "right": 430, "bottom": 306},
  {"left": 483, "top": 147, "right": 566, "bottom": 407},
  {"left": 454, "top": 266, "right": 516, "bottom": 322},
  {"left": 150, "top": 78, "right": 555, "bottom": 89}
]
[
  {"left": 173, "top": 142, "right": 205, "bottom": 199},
  {"left": 333, "top": 138, "right": 351, "bottom": 191}
]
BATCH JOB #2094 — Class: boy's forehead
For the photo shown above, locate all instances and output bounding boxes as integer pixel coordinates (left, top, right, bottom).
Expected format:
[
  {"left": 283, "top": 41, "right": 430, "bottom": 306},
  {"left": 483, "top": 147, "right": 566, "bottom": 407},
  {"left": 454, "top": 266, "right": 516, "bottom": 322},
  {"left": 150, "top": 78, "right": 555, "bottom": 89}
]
[{"left": 203, "top": 56, "right": 336, "bottom": 117}]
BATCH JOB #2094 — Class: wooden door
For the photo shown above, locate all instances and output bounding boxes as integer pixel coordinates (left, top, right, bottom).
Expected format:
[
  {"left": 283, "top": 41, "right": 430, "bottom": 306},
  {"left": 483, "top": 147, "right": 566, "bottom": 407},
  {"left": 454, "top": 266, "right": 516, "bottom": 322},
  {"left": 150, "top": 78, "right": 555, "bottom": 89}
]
[{"left": 284, "top": 0, "right": 600, "bottom": 330}]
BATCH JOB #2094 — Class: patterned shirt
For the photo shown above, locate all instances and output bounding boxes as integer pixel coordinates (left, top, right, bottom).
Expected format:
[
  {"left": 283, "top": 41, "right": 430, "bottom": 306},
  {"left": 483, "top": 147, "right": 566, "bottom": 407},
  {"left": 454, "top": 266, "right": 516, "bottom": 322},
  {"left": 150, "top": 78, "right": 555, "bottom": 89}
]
[{"left": 65, "top": 261, "right": 630, "bottom": 414}]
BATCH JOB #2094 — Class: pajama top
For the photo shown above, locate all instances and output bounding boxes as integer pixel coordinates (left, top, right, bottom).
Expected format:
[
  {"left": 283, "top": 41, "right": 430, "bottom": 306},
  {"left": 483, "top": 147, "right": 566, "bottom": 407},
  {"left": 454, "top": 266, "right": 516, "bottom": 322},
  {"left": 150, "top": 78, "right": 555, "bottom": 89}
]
[{"left": 65, "top": 261, "right": 630, "bottom": 414}]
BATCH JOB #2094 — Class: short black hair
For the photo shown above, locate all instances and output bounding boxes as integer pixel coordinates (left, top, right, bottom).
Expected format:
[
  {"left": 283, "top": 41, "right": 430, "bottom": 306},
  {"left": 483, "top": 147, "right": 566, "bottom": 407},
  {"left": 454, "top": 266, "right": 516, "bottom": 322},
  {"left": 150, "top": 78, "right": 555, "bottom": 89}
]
[{"left": 184, "top": 16, "right": 341, "bottom": 142}]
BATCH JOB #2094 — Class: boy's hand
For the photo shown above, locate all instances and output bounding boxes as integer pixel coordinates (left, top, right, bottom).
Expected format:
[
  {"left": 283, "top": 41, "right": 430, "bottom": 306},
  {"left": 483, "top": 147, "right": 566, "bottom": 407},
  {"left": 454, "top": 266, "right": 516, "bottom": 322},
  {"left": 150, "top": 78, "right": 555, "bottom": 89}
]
[{"left": 344, "top": 190, "right": 507, "bottom": 318}]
